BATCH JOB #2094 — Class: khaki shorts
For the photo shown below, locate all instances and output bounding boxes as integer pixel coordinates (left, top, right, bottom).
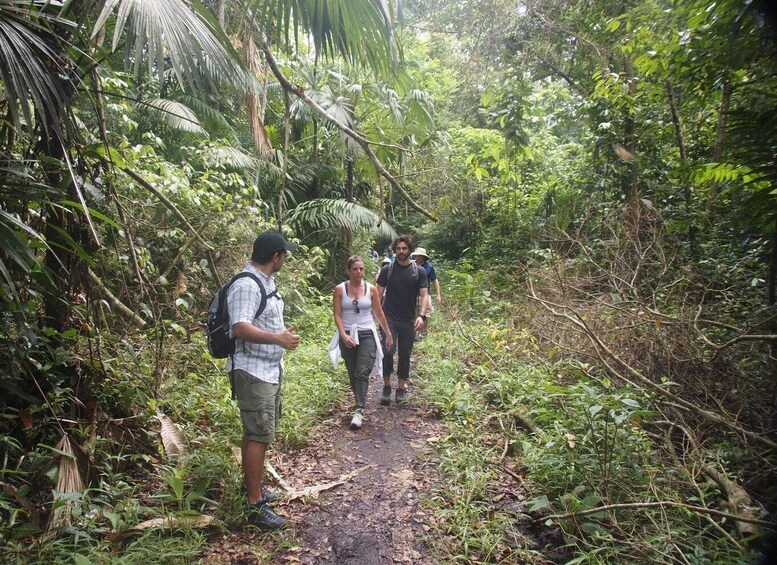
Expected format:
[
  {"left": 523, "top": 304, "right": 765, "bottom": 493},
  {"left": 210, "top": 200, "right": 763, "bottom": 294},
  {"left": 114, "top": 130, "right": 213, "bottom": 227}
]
[
  {"left": 417, "top": 294, "right": 434, "bottom": 317},
  {"left": 230, "top": 369, "right": 281, "bottom": 444}
]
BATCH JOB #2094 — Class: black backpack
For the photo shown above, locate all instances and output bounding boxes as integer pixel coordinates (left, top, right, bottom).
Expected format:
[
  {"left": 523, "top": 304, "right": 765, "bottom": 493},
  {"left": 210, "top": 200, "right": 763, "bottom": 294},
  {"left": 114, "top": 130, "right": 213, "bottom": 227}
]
[{"left": 206, "top": 272, "right": 277, "bottom": 358}]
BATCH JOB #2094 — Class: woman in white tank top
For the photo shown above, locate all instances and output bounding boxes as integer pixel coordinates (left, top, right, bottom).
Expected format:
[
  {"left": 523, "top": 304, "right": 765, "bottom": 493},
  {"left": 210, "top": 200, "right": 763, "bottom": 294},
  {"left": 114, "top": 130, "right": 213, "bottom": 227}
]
[{"left": 328, "top": 256, "right": 393, "bottom": 430}]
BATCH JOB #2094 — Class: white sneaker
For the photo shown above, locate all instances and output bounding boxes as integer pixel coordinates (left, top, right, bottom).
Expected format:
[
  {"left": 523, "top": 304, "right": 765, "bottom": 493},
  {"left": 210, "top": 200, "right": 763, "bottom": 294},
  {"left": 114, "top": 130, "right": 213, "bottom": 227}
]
[{"left": 350, "top": 409, "right": 363, "bottom": 430}]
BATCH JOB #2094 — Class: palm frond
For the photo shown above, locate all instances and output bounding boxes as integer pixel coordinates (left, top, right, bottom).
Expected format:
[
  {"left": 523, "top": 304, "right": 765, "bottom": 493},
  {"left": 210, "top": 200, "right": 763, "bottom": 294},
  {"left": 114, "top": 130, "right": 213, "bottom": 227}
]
[
  {"left": 206, "top": 146, "right": 284, "bottom": 180},
  {"left": 724, "top": 97, "right": 777, "bottom": 224},
  {"left": 93, "top": 0, "right": 249, "bottom": 92},
  {"left": 250, "top": 0, "right": 400, "bottom": 76},
  {"left": 0, "top": 162, "right": 57, "bottom": 303},
  {"left": 45, "top": 433, "right": 88, "bottom": 532},
  {"left": 142, "top": 98, "right": 206, "bottom": 133},
  {"left": 377, "top": 85, "right": 403, "bottom": 125},
  {"left": 178, "top": 95, "right": 241, "bottom": 145},
  {"left": 290, "top": 95, "right": 316, "bottom": 123},
  {"left": 407, "top": 88, "right": 434, "bottom": 126},
  {"left": 0, "top": 0, "right": 76, "bottom": 134},
  {"left": 325, "top": 95, "right": 355, "bottom": 130},
  {"left": 157, "top": 412, "right": 187, "bottom": 464},
  {"left": 287, "top": 198, "right": 396, "bottom": 239},
  {"left": 206, "top": 146, "right": 260, "bottom": 169}
]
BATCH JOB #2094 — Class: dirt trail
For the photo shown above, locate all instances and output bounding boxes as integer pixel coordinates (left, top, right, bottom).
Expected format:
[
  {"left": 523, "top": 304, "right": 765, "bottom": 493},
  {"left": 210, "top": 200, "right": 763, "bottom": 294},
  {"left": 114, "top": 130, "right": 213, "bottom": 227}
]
[
  {"left": 272, "top": 371, "right": 446, "bottom": 564},
  {"left": 203, "top": 367, "right": 446, "bottom": 564}
]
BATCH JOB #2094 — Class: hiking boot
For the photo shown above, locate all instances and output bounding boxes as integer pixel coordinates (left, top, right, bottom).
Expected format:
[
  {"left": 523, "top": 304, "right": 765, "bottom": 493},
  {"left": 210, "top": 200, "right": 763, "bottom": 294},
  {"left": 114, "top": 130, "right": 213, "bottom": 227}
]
[
  {"left": 395, "top": 388, "right": 407, "bottom": 403},
  {"left": 380, "top": 386, "right": 392, "bottom": 405},
  {"left": 261, "top": 485, "right": 279, "bottom": 504},
  {"left": 246, "top": 501, "right": 286, "bottom": 531},
  {"left": 350, "top": 409, "right": 364, "bottom": 430}
]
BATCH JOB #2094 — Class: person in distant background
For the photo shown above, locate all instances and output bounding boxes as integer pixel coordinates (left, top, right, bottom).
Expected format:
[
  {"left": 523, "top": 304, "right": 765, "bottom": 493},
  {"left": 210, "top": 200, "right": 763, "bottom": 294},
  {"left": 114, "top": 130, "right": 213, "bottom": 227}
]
[
  {"left": 411, "top": 247, "right": 441, "bottom": 340},
  {"left": 329, "top": 256, "right": 393, "bottom": 430},
  {"left": 375, "top": 256, "right": 391, "bottom": 283}
]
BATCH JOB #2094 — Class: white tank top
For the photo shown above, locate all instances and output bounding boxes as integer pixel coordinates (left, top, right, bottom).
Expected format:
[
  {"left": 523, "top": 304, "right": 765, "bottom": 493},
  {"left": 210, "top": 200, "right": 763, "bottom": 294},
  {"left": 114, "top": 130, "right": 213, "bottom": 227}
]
[{"left": 340, "top": 282, "right": 375, "bottom": 330}]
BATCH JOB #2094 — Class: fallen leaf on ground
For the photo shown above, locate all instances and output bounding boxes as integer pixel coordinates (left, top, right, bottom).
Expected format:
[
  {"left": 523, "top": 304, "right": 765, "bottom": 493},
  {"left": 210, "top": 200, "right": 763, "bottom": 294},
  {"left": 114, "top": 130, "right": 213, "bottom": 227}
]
[{"left": 127, "top": 514, "right": 217, "bottom": 532}]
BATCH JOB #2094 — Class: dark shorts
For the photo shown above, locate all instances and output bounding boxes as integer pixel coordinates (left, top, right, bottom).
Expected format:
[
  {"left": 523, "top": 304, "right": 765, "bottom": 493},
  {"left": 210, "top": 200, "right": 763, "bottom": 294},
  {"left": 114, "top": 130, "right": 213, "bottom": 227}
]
[{"left": 230, "top": 368, "right": 281, "bottom": 444}]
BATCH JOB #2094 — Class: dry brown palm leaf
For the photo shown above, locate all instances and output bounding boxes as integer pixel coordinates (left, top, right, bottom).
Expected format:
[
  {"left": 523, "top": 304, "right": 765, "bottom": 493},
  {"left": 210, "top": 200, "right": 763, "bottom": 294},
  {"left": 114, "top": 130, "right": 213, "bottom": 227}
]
[
  {"left": 127, "top": 514, "right": 218, "bottom": 532},
  {"left": 283, "top": 465, "right": 377, "bottom": 502},
  {"left": 45, "top": 434, "right": 89, "bottom": 532},
  {"left": 157, "top": 412, "right": 187, "bottom": 464},
  {"left": 244, "top": 37, "right": 273, "bottom": 156}
]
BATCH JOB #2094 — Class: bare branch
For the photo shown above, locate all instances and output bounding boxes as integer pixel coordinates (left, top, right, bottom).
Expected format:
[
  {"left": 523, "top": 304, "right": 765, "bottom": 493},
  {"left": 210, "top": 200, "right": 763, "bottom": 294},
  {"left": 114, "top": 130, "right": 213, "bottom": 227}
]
[
  {"left": 88, "top": 268, "right": 146, "bottom": 327},
  {"left": 542, "top": 500, "right": 776, "bottom": 528},
  {"left": 121, "top": 167, "right": 214, "bottom": 252},
  {"left": 527, "top": 280, "right": 777, "bottom": 450}
]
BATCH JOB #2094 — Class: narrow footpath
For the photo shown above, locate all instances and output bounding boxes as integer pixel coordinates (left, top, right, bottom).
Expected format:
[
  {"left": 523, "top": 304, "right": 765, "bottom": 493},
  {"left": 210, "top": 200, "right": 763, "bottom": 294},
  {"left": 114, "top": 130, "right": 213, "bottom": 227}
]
[
  {"left": 274, "top": 369, "right": 445, "bottom": 564},
  {"left": 203, "top": 366, "right": 446, "bottom": 564}
]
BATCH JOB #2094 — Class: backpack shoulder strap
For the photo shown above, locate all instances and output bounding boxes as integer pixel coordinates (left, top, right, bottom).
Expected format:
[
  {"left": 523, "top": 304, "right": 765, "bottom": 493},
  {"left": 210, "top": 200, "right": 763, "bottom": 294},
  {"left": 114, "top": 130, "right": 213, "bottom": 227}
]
[
  {"left": 386, "top": 261, "right": 395, "bottom": 287},
  {"left": 230, "top": 272, "right": 272, "bottom": 319}
]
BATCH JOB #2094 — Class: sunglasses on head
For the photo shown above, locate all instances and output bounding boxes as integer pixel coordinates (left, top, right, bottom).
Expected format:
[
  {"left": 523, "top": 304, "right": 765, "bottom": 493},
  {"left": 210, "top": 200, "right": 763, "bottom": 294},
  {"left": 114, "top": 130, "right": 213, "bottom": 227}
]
[{"left": 352, "top": 299, "right": 360, "bottom": 314}]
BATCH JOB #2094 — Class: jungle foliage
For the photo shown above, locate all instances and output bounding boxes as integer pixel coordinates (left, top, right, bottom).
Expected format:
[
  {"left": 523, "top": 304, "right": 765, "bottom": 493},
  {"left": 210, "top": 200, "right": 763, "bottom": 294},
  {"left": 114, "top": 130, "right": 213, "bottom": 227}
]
[{"left": 1, "top": 0, "right": 776, "bottom": 562}]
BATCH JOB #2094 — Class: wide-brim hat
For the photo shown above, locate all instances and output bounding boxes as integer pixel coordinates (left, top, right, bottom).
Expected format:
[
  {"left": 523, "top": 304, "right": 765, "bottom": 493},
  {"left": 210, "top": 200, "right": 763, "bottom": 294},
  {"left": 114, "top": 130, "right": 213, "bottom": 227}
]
[
  {"left": 412, "top": 247, "right": 429, "bottom": 259},
  {"left": 253, "top": 231, "right": 297, "bottom": 257}
]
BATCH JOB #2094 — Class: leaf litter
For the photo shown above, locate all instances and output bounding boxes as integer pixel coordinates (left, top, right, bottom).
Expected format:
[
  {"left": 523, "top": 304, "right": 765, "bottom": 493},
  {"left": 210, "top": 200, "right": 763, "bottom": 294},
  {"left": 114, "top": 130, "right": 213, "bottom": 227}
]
[{"left": 203, "top": 367, "right": 445, "bottom": 564}]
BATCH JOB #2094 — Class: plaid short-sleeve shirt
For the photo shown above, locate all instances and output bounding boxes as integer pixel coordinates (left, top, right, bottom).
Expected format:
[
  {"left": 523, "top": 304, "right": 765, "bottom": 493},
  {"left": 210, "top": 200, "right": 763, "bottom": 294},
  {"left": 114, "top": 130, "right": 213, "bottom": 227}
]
[{"left": 226, "top": 262, "right": 285, "bottom": 383}]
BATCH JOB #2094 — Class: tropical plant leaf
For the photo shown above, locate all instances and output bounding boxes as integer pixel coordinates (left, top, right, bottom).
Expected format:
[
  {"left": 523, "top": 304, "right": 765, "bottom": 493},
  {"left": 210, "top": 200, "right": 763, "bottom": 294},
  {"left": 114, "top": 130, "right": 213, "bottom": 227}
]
[
  {"left": 142, "top": 98, "right": 206, "bottom": 133},
  {"left": 206, "top": 146, "right": 258, "bottom": 169},
  {"left": 250, "top": 0, "right": 400, "bottom": 76},
  {"left": 45, "top": 434, "right": 89, "bottom": 532},
  {"left": 287, "top": 198, "right": 396, "bottom": 239},
  {"left": 407, "top": 88, "right": 435, "bottom": 125},
  {"left": 0, "top": 0, "right": 76, "bottom": 134},
  {"left": 157, "top": 412, "right": 187, "bottom": 463},
  {"left": 0, "top": 480, "right": 40, "bottom": 527},
  {"left": 178, "top": 95, "right": 240, "bottom": 144},
  {"left": 93, "top": 0, "right": 250, "bottom": 92}
]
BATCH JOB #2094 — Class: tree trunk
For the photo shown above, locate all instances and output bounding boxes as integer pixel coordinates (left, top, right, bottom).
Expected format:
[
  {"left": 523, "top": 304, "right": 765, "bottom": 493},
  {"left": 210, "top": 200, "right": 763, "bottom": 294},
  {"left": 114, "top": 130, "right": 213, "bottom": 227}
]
[
  {"left": 310, "top": 118, "right": 320, "bottom": 198},
  {"left": 707, "top": 81, "right": 732, "bottom": 212},
  {"left": 217, "top": 0, "right": 226, "bottom": 27},
  {"left": 346, "top": 156, "right": 354, "bottom": 201},
  {"left": 665, "top": 81, "right": 697, "bottom": 255},
  {"left": 770, "top": 229, "right": 777, "bottom": 308},
  {"left": 310, "top": 57, "right": 320, "bottom": 199},
  {"left": 770, "top": 229, "right": 777, "bottom": 421},
  {"left": 623, "top": 56, "right": 638, "bottom": 217},
  {"left": 279, "top": 90, "right": 291, "bottom": 229}
]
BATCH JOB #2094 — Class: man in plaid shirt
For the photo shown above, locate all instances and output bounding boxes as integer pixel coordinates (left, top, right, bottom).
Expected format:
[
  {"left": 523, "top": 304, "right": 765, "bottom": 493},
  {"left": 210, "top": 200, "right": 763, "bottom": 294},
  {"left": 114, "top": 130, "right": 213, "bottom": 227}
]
[{"left": 227, "top": 231, "right": 300, "bottom": 530}]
